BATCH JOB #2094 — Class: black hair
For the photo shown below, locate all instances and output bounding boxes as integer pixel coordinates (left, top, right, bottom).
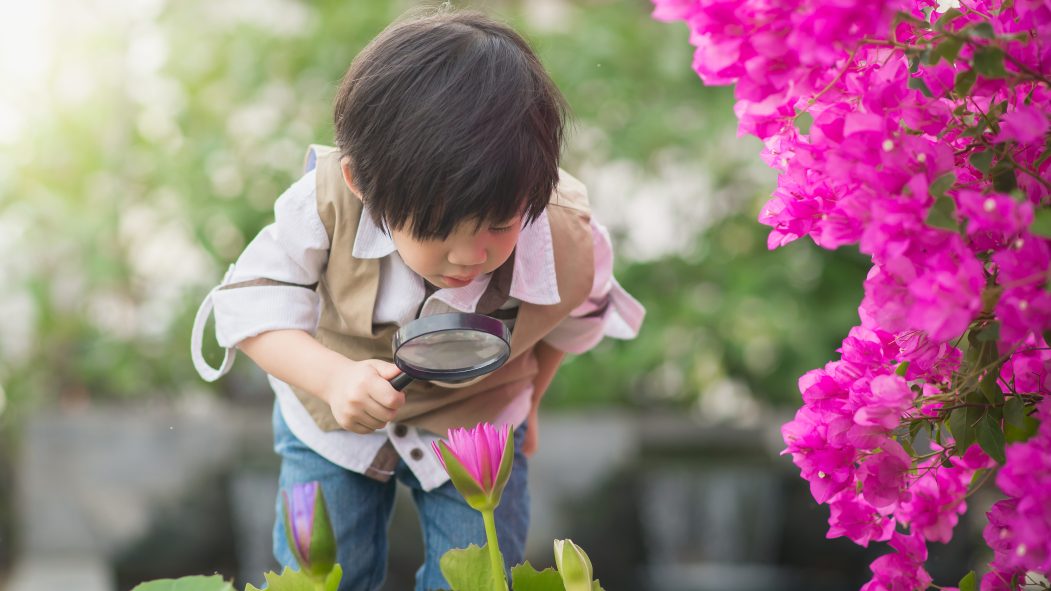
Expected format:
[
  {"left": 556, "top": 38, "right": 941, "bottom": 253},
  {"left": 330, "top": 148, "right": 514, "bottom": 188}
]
[{"left": 333, "top": 8, "right": 568, "bottom": 239}]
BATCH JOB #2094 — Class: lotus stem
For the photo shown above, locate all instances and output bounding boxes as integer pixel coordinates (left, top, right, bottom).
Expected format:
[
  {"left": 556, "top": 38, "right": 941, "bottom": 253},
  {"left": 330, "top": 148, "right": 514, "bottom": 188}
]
[{"left": 481, "top": 509, "right": 508, "bottom": 591}]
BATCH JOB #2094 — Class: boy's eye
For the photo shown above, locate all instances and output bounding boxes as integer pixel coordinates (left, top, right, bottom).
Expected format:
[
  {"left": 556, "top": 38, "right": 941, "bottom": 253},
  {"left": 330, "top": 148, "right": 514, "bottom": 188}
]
[{"left": 489, "top": 225, "right": 514, "bottom": 233}]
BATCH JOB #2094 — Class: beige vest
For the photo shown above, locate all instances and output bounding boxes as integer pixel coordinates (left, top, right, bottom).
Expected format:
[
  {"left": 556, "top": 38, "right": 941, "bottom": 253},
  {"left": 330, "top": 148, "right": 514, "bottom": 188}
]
[{"left": 292, "top": 146, "right": 594, "bottom": 435}]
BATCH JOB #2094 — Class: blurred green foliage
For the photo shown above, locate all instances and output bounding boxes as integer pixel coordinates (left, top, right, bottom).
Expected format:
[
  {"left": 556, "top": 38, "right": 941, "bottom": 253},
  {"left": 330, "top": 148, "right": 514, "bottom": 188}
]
[
  {"left": 0, "top": 0, "right": 868, "bottom": 423},
  {"left": 549, "top": 212, "right": 869, "bottom": 410}
]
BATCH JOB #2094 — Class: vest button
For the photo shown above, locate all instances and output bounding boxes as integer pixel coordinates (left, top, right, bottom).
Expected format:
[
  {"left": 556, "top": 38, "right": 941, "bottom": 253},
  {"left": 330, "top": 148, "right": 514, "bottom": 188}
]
[
  {"left": 410, "top": 448, "right": 424, "bottom": 461},
  {"left": 393, "top": 424, "right": 408, "bottom": 437}
]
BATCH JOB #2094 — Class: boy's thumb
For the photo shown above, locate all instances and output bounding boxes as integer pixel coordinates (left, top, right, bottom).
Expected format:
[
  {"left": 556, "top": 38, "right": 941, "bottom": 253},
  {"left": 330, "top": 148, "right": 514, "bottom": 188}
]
[{"left": 361, "top": 358, "right": 402, "bottom": 381}]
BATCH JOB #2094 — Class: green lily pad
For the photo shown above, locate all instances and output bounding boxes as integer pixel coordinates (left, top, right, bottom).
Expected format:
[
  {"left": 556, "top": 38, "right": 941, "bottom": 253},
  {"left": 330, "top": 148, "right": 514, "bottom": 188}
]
[
  {"left": 440, "top": 544, "right": 501, "bottom": 591},
  {"left": 511, "top": 561, "right": 565, "bottom": 591},
  {"left": 131, "top": 575, "right": 234, "bottom": 591},
  {"left": 245, "top": 565, "right": 342, "bottom": 591}
]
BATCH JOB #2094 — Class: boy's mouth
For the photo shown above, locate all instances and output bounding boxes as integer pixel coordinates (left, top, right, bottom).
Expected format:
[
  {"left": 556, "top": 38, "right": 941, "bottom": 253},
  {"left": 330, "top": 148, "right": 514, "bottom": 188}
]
[{"left": 441, "top": 275, "right": 476, "bottom": 287}]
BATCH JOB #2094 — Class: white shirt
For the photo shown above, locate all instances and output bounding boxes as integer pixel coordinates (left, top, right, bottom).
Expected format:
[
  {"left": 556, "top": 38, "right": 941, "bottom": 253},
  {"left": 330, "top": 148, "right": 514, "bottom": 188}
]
[{"left": 190, "top": 168, "right": 644, "bottom": 491}]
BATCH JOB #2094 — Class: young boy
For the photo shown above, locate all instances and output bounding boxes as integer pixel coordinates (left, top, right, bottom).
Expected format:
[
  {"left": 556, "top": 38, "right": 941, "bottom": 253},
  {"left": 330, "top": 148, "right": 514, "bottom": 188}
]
[{"left": 190, "top": 9, "right": 643, "bottom": 591}]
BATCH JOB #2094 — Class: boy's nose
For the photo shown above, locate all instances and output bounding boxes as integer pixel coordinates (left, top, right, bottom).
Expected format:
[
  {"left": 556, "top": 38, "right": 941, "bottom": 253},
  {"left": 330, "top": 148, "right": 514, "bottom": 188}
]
[{"left": 448, "top": 245, "right": 487, "bottom": 267}]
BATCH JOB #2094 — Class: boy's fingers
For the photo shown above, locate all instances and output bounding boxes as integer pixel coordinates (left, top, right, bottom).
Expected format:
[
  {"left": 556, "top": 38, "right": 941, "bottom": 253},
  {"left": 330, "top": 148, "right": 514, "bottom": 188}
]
[
  {"left": 371, "top": 383, "right": 405, "bottom": 411},
  {"left": 361, "top": 358, "right": 402, "bottom": 381},
  {"left": 353, "top": 412, "right": 386, "bottom": 432},
  {"left": 347, "top": 421, "right": 378, "bottom": 435},
  {"left": 364, "top": 402, "right": 396, "bottom": 424}
]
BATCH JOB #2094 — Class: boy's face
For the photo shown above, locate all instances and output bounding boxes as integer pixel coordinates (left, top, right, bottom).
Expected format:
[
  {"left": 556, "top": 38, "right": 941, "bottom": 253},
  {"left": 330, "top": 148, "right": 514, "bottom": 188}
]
[
  {"left": 390, "top": 217, "right": 522, "bottom": 289},
  {"left": 341, "top": 157, "right": 523, "bottom": 289}
]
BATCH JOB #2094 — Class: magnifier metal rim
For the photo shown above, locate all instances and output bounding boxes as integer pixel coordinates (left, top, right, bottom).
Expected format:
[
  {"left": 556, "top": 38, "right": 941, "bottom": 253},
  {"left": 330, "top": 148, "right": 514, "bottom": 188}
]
[{"left": 392, "top": 313, "right": 511, "bottom": 381}]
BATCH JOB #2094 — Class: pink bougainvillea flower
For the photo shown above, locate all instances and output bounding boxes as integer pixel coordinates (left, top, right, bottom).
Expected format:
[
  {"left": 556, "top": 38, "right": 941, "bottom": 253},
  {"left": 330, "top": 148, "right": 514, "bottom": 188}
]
[
  {"left": 826, "top": 489, "right": 895, "bottom": 547},
  {"left": 861, "top": 531, "right": 932, "bottom": 591},
  {"left": 652, "top": 0, "right": 1051, "bottom": 585},
  {"left": 853, "top": 374, "right": 915, "bottom": 431},
  {"left": 987, "top": 397, "right": 1051, "bottom": 574},
  {"left": 956, "top": 190, "right": 1034, "bottom": 252},
  {"left": 993, "top": 104, "right": 1050, "bottom": 146},
  {"left": 281, "top": 481, "right": 336, "bottom": 579},
  {"left": 433, "top": 422, "right": 514, "bottom": 512},
  {"left": 857, "top": 438, "right": 912, "bottom": 509},
  {"left": 782, "top": 405, "right": 857, "bottom": 503},
  {"left": 897, "top": 461, "right": 970, "bottom": 543}
]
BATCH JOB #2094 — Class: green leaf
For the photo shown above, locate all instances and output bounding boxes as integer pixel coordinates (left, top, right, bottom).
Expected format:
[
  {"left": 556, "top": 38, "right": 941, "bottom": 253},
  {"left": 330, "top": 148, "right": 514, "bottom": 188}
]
[
  {"left": 967, "top": 328, "right": 999, "bottom": 370},
  {"left": 909, "top": 419, "right": 925, "bottom": 440},
  {"left": 796, "top": 111, "right": 815, "bottom": 135},
  {"left": 934, "top": 37, "right": 964, "bottom": 64},
  {"left": 931, "top": 172, "right": 957, "bottom": 196},
  {"left": 1003, "top": 396, "right": 1026, "bottom": 427},
  {"left": 511, "top": 562, "right": 567, "bottom": 591},
  {"left": 900, "top": 435, "right": 916, "bottom": 457},
  {"left": 969, "top": 150, "right": 994, "bottom": 174},
  {"left": 955, "top": 69, "right": 977, "bottom": 96},
  {"left": 1031, "top": 208, "right": 1051, "bottom": 238},
  {"left": 895, "top": 361, "right": 911, "bottom": 377},
  {"left": 1005, "top": 412, "right": 1039, "bottom": 443},
  {"left": 131, "top": 576, "right": 234, "bottom": 591},
  {"left": 977, "top": 414, "right": 1006, "bottom": 464},
  {"left": 926, "top": 195, "right": 959, "bottom": 230},
  {"left": 990, "top": 162, "right": 1018, "bottom": 193},
  {"left": 971, "top": 22, "right": 996, "bottom": 39},
  {"left": 959, "top": 570, "right": 977, "bottom": 591},
  {"left": 968, "top": 468, "right": 989, "bottom": 493},
  {"left": 979, "top": 369, "right": 1004, "bottom": 405},
  {"left": 973, "top": 46, "right": 1007, "bottom": 79},
  {"left": 975, "top": 322, "right": 1000, "bottom": 342},
  {"left": 245, "top": 567, "right": 340, "bottom": 591},
  {"left": 908, "top": 77, "right": 934, "bottom": 97},
  {"left": 909, "top": 53, "right": 921, "bottom": 74},
  {"left": 935, "top": 8, "right": 963, "bottom": 30},
  {"left": 440, "top": 544, "right": 497, "bottom": 591},
  {"left": 948, "top": 404, "right": 983, "bottom": 454}
]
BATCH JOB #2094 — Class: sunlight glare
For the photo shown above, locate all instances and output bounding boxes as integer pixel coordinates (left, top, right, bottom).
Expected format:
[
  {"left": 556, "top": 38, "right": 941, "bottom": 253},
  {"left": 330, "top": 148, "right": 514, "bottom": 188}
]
[{"left": 0, "top": 2, "right": 53, "bottom": 144}]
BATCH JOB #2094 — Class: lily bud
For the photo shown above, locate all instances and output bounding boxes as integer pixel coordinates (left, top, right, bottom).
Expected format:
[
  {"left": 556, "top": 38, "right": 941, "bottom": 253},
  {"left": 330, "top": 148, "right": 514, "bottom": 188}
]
[
  {"left": 554, "top": 539, "right": 594, "bottom": 591},
  {"left": 432, "top": 422, "right": 514, "bottom": 512},
  {"left": 282, "top": 481, "right": 336, "bottom": 580}
]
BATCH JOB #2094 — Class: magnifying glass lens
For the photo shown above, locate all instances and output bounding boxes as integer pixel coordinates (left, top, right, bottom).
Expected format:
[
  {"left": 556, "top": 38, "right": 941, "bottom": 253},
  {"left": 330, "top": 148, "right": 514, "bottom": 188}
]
[
  {"left": 396, "top": 330, "right": 507, "bottom": 371},
  {"left": 389, "top": 312, "right": 512, "bottom": 390}
]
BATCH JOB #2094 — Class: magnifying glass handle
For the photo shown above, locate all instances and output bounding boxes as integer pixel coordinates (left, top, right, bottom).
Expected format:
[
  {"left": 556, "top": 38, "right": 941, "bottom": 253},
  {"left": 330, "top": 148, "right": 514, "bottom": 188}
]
[{"left": 390, "top": 372, "right": 414, "bottom": 391}]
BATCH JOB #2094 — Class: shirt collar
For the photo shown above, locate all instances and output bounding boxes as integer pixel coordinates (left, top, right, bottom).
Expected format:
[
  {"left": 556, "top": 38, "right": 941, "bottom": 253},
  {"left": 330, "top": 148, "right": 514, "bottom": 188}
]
[{"left": 352, "top": 207, "right": 561, "bottom": 306}]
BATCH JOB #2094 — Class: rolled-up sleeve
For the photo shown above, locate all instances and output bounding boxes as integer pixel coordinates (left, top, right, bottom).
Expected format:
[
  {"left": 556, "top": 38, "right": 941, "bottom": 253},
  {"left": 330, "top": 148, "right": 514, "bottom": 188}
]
[{"left": 542, "top": 218, "right": 645, "bottom": 354}]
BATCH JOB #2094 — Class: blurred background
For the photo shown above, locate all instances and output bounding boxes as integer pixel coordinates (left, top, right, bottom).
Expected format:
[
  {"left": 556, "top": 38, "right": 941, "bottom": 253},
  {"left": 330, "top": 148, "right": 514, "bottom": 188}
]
[{"left": 0, "top": 0, "right": 984, "bottom": 589}]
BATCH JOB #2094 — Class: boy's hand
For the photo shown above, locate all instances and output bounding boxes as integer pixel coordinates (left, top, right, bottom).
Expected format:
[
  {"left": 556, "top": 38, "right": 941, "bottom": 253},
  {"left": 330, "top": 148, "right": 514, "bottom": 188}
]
[
  {"left": 522, "top": 405, "right": 540, "bottom": 457},
  {"left": 321, "top": 359, "right": 405, "bottom": 434}
]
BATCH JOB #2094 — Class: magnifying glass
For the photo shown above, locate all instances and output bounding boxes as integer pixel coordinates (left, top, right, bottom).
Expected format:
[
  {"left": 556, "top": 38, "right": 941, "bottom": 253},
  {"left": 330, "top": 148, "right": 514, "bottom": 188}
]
[{"left": 389, "top": 312, "right": 512, "bottom": 391}]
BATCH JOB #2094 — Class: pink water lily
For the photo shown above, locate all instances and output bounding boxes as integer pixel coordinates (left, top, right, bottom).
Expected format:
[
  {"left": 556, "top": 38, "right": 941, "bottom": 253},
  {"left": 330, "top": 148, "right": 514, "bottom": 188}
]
[
  {"left": 433, "top": 422, "right": 515, "bottom": 591},
  {"left": 432, "top": 422, "right": 513, "bottom": 510}
]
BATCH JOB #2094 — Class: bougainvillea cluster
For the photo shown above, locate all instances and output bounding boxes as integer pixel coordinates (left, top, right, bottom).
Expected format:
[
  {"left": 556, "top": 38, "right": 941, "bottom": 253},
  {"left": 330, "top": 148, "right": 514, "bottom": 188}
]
[{"left": 653, "top": 0, "right": 1051, "bottom": 589}]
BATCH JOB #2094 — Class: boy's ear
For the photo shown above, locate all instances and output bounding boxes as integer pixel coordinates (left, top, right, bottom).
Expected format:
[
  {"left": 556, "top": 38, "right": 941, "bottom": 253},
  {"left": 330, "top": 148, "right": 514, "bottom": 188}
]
[{"left": 340, "top": 157, "right": 364, "bottom": 202}]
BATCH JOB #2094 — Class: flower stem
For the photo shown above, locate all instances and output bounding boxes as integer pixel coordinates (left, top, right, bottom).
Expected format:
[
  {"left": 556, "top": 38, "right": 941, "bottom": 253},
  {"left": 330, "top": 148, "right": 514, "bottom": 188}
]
[{"left": 481, "top": 509, "right": 508, "bottom": 591}]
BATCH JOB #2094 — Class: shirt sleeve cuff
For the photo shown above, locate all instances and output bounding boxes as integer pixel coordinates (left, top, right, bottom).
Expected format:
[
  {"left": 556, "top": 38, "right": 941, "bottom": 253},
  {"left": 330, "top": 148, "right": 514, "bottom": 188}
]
[
  {"left": 212, "top": 284, "right": 321, "bottom": 348},
  {"left": 542, "top": 277, "right": 645, "bottom": 354}
]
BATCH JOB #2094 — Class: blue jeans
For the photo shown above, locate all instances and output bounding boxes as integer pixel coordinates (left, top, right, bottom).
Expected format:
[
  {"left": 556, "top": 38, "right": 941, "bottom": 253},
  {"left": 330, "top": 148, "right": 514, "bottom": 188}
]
[{"left": 272, "top": 404, "right": 530, "bottom": 591}]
